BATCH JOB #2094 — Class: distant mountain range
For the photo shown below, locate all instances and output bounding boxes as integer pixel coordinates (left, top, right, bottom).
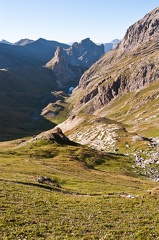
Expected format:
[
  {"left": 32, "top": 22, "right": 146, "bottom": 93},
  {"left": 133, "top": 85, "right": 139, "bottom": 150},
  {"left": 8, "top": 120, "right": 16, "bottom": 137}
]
[
  {"left": 0, "top": 38, "right": 69, "bottom": 68},
  {"left": 14, "top": 38, "right": 34, "bottom": 46},
  {"left": 0, "top": 39, "right": 13, "bottom": 45},
  {"left": 0, "top": 38, "right": 120, "bottom": 53},
  {"left": 0, "top": 37, "right": 104, "bottom": 140}
]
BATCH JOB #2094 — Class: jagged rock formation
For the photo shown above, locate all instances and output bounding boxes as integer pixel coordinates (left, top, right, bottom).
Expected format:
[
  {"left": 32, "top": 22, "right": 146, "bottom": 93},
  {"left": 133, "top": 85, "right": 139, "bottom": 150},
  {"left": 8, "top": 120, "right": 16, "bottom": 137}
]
[
  {"left": 45, "top": 38, "right": 104, "bottom": 89},
  {"left": 120, "top": 7, "right": 159, "bottom": 54},
  {"left": 45, "top": 47, "right": 85, "bottom": 89},
  {"left": 0, "top": 37, "right": 104, "bottom": 70},
  {"left": 71, "top": 7, "right": 159, "bottom": 113},
  {"left": 64, "top": 38, "right": 104, "bottom": 68}
]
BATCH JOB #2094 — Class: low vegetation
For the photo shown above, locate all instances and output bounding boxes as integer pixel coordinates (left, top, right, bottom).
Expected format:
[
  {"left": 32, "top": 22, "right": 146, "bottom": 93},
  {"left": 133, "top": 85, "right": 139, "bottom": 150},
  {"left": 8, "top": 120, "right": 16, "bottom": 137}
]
[{"left": 1, "top": 139, "right": 159, "bottom": 239}]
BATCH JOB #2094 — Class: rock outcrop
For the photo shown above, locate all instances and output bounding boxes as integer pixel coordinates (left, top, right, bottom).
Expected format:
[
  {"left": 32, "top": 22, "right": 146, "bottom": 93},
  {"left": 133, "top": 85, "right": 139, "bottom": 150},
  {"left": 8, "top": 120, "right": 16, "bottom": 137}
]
[{"left": 23, "top": 127, "right": 77, "bottom": 145}]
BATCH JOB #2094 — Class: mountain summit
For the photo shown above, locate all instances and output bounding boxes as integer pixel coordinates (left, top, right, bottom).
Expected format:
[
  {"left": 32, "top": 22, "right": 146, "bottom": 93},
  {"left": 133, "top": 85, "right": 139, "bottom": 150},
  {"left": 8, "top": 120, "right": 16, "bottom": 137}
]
[
  {"left": 120, "top": 7, "right": 159, "bottom": 53},
  {"left": 65, "top": 38, "right": 104, "bottom": 67}
]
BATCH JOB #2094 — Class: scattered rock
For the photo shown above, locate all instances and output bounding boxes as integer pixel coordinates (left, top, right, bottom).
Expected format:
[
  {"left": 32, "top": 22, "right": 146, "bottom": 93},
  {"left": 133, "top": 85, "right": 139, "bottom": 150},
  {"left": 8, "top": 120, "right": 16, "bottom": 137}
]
[
  {"left": 120, "top": 193, "right": 138, "bottom": 198},
  {"left": 37, "top": 176, "right": 60, "bottom": 187}
]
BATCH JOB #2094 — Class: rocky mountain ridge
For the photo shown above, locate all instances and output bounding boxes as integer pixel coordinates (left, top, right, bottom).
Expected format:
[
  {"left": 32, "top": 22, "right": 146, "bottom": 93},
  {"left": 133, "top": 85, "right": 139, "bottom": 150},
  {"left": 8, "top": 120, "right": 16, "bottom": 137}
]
[
  {"left": 70, "top": 7, "right": 159, "bottom": 114},
  {"left": 56, "top": 7, "right": 159, "bottom": 160},
  {"left": 0, "top": 39, "right": 13, "bottom": 45},
  {"left": 64, "top": 38, "right": 104, "bottom": 68},
  {"left": 0, "top": 38, "right": 69, "bottom": 69},
  {"left": 120, "top": 7, "right": 159, "bottom": 54},
  {"left": 0, "top": 37, "right": 104, "bottom": 70}
]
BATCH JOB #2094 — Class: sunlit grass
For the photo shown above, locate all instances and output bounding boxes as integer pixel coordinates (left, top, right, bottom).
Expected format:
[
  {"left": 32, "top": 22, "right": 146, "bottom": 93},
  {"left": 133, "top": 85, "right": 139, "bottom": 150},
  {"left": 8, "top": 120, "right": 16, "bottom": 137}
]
[{"left": 1, "top": 140, "right": 159, "bottom": 239}]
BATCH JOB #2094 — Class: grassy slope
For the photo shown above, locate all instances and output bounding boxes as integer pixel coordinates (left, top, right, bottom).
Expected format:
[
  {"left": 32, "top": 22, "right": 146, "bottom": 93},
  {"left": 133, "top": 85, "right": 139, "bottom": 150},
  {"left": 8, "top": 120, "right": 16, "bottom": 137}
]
[
  {"left": 55, "top": 81, "right": 159, "bottom": 156},
  {"left": 67, "top": 40, "right": 159, "bottom": 140},
  {"left": 1, "top": 140, "right": 159, "bottom": 239},
  {"left": 41, "top": 92, "right": 71, "bottom": 125},
  {"left": 97, "top": 78, "right": 159, "bottom": 138}
]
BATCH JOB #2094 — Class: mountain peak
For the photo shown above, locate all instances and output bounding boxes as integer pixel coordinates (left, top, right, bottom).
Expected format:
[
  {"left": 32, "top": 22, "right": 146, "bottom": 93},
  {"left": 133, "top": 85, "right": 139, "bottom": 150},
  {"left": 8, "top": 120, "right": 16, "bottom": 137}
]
[
  {"left": 0, "top": 39, "right": 13, "bottom": 45},
  {"left": 45, "top": 46, "right": 66, "bottom": 69},
  {"left": 65, "top": 38, "right": 104, "bottom": 67},
  {"left": 79, "top": 38, "right": 91, "bottom": 44},
  {"left": 120, "top": 7, "right": 159, "bottom": 53},
  {"left": 14, "top": 38, "right": 34, "bottom": 46}
]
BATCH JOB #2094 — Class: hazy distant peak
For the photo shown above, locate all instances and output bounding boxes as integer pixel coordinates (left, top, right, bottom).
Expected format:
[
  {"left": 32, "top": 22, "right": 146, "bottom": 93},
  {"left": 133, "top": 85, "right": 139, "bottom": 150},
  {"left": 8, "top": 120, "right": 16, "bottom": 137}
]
[
  {"left": 14, "top": 38, "right": 34, "bottom": 46},
  {"left": 104, "top": 39, "right": 121, "bottom": 53},
  {"left": 0, "top": 39, "right": 13, "bottom": 45},
  {"left": 111, "top": 39, "right": 121, "bottom": 44}
]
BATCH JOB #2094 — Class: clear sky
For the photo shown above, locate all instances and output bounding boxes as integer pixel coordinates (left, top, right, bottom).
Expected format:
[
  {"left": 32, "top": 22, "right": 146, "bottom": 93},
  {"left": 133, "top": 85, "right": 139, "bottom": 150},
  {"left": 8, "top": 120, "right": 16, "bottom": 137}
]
[{"left": 0, "top": 0, "right": 159, "bottom": 44}]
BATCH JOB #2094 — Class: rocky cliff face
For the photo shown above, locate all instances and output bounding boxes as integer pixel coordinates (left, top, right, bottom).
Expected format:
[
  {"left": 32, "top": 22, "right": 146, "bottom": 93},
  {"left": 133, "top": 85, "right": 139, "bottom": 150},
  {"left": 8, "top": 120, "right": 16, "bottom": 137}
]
[
  {"left": 71, "top": 7, "right": 159, "bottom": 113},
  {"left": 45, "top": 47, "right": 85, "bottom": 89},
  {"left": 120, "top": 7, "right": 159, "bottom": 54},
  {"left": 47, "top": 38, "right": 104, "bottom": 89},
  {"left": 64, "top": 38, "right": 104, "bottom": 68}
]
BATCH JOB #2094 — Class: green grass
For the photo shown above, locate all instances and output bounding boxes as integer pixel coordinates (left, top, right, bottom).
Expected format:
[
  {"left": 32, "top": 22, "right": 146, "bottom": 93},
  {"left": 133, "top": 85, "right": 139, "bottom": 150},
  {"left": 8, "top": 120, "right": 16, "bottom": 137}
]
[
  {"left": 43, "top": 101, "right": 70, "bottom": 125},
  {"left": 1, "top": 140, "right": 159, "bottom": 239},
  {"left": 1, "top": 183, "right": 159, "bottom": 240},
  {"left": 96, "top": 79, "right": 159, "bottom": 138}
]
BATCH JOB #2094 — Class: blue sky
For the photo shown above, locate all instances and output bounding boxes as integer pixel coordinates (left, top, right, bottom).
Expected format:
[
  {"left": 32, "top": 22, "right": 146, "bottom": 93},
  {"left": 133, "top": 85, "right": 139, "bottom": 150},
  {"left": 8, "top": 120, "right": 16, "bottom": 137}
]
[{"left": 0, "top": 0, "right": 159, "bottom": 44}]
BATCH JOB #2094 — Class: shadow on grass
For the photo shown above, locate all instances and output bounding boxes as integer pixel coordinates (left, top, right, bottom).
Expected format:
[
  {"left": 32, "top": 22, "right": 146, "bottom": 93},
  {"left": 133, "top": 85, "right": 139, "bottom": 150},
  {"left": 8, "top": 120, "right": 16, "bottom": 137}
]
[
  {"left": 0, "top": 178, "right": 101, "bottom": 196},
  {"left": 0, "top": 117, "right": 56, "bottom": 142}
]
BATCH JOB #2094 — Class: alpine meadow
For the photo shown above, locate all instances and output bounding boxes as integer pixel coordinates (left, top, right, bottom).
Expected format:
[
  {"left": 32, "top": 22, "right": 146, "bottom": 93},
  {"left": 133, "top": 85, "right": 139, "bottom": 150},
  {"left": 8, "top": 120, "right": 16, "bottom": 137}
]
[{"left": 1, "top": 5, "right": 159, "bottom": 240}]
